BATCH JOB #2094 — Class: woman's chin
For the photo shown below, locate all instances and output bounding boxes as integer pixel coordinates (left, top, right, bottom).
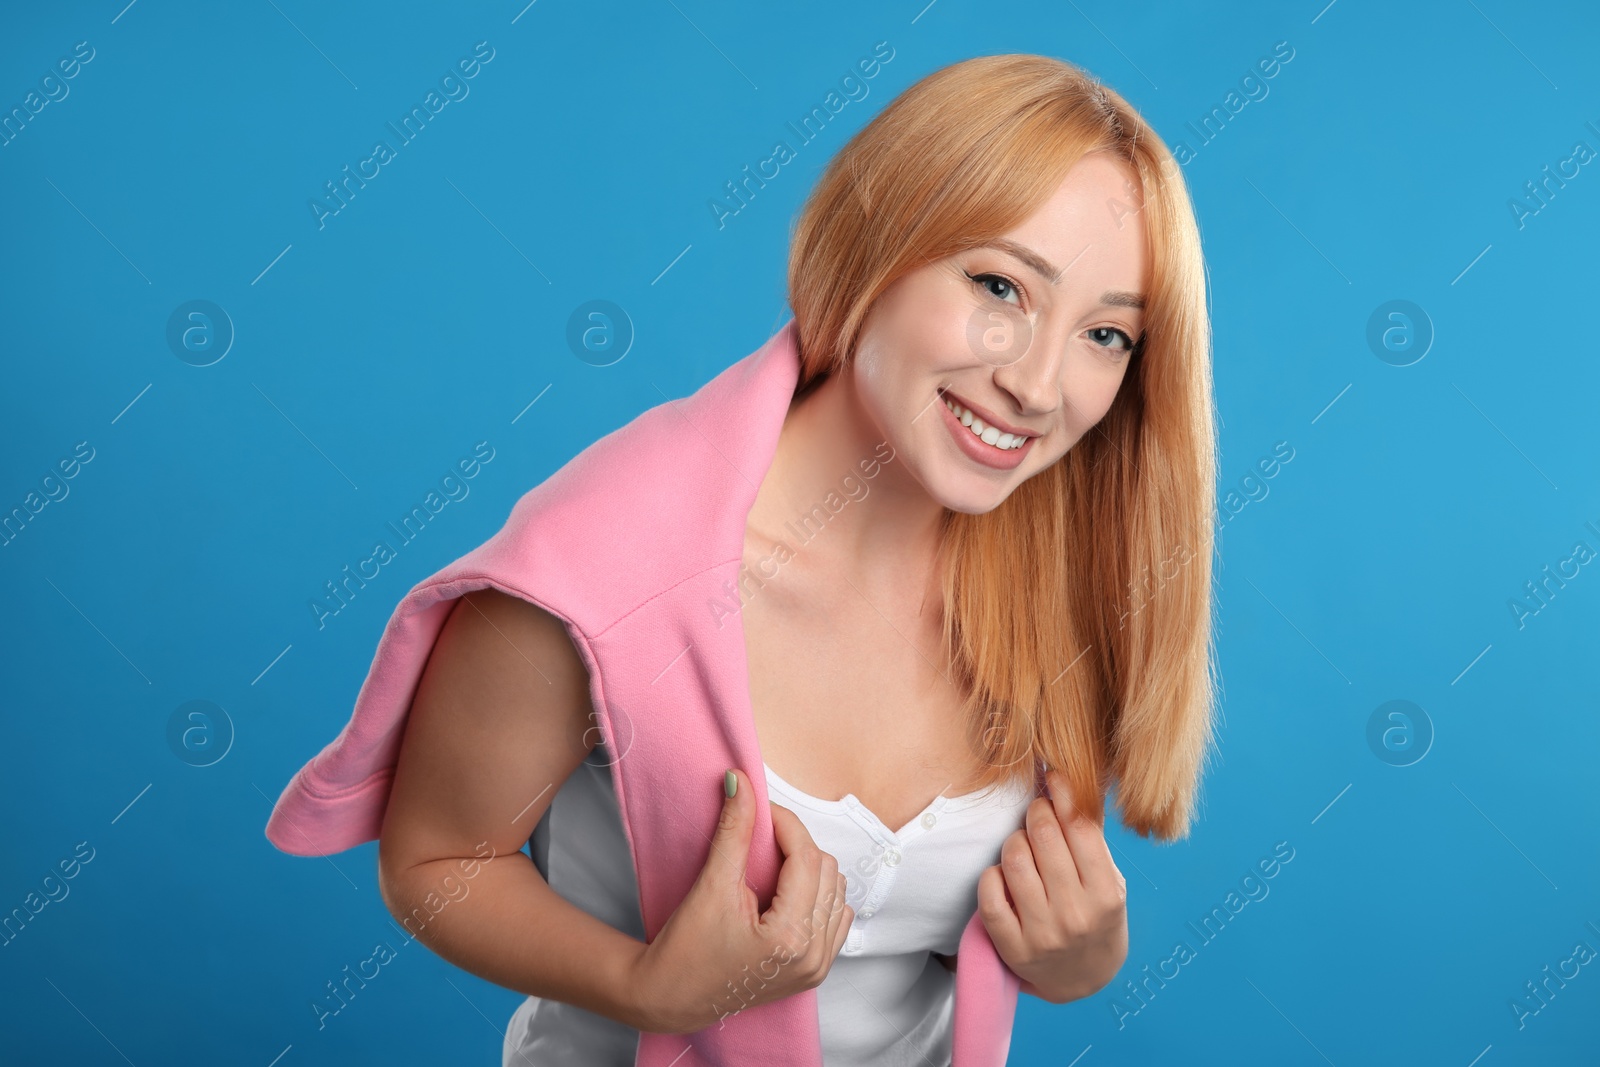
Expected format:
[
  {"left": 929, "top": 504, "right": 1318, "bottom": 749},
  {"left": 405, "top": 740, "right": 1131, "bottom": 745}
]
[{"left": 919, "top": 468, "right": 1021, "bottom": 515}]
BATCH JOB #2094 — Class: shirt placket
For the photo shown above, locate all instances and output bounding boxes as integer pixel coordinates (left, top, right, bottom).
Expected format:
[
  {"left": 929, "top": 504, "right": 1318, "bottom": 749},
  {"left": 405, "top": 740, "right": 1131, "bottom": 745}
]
[{"left": 839, "top": 797, "right": 948, "bottom": 955}]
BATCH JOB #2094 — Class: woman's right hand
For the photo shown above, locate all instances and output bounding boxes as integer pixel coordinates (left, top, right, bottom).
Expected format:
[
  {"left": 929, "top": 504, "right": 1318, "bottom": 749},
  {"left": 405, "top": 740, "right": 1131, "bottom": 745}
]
[{"left": 628, "top": 768, "right": 853, "bottom": 1035}]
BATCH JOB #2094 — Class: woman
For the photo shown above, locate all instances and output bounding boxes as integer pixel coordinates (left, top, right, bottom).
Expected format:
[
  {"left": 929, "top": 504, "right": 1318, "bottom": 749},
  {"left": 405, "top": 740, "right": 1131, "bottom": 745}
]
[{"left": 266, "top": 52, "right": 1216, "bottom": 1066}]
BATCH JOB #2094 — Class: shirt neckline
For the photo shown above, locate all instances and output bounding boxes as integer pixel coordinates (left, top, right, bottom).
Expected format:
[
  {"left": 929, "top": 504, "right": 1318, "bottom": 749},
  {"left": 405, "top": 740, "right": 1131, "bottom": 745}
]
[{"left": 762, "top": 761, "right": 1028, "bottom": 838}]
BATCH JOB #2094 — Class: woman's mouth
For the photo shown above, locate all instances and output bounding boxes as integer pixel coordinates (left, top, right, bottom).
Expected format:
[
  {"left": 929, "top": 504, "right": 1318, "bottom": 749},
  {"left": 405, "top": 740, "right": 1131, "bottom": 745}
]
[{"left": 939, "top": 392, "right": 1036, "bottom": 470}]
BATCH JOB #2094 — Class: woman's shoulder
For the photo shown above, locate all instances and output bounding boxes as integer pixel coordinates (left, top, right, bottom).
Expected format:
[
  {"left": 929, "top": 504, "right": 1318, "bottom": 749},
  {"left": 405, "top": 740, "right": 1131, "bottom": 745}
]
[
  {"left": 489, "top": 408, "right": 731, "bottom": 624},
  {"left": 441, "top": 423, "right": 734, "bottom": 635},
  {"left": 408, "top": 332, "right": 797, "bottom": 640}
]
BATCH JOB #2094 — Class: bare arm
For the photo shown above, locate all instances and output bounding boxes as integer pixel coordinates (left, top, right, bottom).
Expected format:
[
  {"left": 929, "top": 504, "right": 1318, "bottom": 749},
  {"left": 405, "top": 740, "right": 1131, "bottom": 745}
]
[{"left": 376, "top": 588, "right": 657, "bottom": 1031}]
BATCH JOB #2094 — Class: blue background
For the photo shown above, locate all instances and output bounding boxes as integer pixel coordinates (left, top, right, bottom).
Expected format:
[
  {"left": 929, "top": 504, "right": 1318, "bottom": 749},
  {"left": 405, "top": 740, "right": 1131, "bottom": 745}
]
[{"left": 3, "top": 1, "right": 1597, "bottom": 1064}]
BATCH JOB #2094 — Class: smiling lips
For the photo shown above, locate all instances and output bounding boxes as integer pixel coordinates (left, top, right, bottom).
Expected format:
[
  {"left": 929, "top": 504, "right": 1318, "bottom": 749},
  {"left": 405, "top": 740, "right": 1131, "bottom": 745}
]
[{"left": 939, "top": 390, "right": 1038, "bottom": 470}]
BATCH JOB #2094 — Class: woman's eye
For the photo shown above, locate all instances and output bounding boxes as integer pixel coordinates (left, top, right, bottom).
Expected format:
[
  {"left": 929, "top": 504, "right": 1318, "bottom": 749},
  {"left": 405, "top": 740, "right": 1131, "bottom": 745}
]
[
  {"left": 1089, "top": 326, "right": 1137, "bottom": 355},
  {"left": 968, "top": 272, "right": 1023, "bottom": 307}
]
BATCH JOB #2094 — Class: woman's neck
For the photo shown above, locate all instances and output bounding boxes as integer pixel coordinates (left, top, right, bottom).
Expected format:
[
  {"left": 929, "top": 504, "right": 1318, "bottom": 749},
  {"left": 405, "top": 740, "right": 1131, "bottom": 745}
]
[{"left": 745, "top": 369, "right": 946, "bottom": 603}]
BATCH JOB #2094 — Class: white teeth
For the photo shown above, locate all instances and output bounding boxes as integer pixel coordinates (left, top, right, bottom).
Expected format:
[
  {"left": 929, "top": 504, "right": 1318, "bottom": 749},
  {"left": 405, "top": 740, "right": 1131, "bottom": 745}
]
[{"left": 944, "top": 397, "right": 1028, "bottom": 450}]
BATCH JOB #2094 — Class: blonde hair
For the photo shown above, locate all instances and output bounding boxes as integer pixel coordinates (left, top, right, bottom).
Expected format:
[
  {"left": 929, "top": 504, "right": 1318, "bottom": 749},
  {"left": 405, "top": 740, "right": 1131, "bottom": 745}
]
[{"left": 786, "top": 54, "right": 1217, "bottom": 841}]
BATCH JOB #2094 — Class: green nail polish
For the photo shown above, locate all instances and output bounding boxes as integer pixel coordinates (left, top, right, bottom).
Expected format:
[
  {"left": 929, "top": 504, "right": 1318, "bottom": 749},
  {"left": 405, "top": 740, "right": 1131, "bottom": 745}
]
[{"left": 724, "top": 769, "right": 737, "bottom": 798}]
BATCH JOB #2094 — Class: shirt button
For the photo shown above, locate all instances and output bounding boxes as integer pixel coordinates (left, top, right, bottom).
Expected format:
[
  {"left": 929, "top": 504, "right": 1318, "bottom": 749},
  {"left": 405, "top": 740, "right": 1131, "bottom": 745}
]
[
  {"left": 859, "top": 907, "right": 875, "bottom": 918},
  {"left": 884, "top": 848, "right": 902, "bottom": 867},
  {"left": 920, "top": 812, "right": 937, "bottom": 828}
]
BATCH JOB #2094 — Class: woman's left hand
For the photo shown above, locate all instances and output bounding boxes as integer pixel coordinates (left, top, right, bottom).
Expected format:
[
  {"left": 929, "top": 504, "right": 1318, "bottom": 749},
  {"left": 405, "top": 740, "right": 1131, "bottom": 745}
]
[{"left": 976, "top": 770, "right": 1128, "bottom": 1003}]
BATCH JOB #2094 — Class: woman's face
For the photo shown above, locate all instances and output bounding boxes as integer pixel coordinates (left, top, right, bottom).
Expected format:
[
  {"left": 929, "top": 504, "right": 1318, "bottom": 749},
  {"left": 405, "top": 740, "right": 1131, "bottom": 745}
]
[{"left": 850, "top": 151, "right": 1148, "bottom": 515}]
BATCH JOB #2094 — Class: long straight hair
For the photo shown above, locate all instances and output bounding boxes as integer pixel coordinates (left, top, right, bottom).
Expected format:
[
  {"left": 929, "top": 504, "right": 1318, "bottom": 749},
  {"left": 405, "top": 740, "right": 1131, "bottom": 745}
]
[{"left": 786, "top": 54, "right": 1218, "bottom": 841}]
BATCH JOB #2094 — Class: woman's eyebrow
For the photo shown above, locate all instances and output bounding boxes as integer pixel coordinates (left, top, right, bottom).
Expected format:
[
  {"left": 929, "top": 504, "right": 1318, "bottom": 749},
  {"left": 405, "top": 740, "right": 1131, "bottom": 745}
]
[
  {"left": 978, "top": 237, "right": 1063, "bottom": 285},
  {"left": 977, "top": 238, "right": 1146, "bottom": 309}
]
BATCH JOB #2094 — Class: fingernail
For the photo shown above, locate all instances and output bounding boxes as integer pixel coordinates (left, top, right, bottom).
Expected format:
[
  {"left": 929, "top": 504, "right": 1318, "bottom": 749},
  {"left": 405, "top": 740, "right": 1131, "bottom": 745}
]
[{"left": 725, "top": 769, "right": 737, "bottom": 798}]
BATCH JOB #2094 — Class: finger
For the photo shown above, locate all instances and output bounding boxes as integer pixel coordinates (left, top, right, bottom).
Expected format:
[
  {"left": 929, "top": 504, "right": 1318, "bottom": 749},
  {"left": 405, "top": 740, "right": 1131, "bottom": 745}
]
[
  {"left": 1024, "top": 794, "right": 1082, "bottom": 901},
  {"left": 792, "top": 850, "right": 840, "bottom": 978},
  {"left": 1045, "top": 770, "right": 1121, "bottom": 898},
  {"left": 758, "top": 803, "right": 824, "bottom": 950},
  {"left": 822, "top": 870, "right": 849, "bottom": 959},
  {"left": 769, "top": 793, "right": 819, "bottom": 858},
  {"left": 975, "top": 864, "right": 1022, "bottom": 958},
  {"left": 805, "top": 850, "right": 842, "bottom": 959},
  {"left": 998, "top": 825, "right": 1051, "bottom": 928},
  {"left": 830, "top": 874, "right": 854, "bottom": 958},
  {"left": 702, "top": 768, "right": 755, "bottom": 888},
  {"left": 825, "top": 876, "right": 851, "bottom": 934}
]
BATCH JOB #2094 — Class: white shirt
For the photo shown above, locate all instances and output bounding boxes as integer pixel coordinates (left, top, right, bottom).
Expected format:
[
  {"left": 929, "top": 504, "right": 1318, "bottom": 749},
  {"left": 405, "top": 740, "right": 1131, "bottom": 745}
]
[{"left": 504, "top": 740, "right": 1036, "bottom": 1067}]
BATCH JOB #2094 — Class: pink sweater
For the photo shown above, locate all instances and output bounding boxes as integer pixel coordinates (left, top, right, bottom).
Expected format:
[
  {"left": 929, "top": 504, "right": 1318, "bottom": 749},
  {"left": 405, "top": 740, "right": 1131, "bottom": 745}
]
[{"left": 265, "top": 320, "right": 1029, "bottom": 1065}]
